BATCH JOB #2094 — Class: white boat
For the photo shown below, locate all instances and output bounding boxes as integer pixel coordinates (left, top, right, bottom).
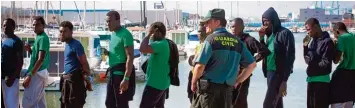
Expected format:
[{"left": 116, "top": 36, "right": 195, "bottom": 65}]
[
  {"left": 90, "top": 29, "right": 148, "bottom": 81},
  {"left": 184, "top": 30, "right": 200, "bottom": 58},
  {"left": 167, "top": 30, "right": 188, "bottom": 57},
  {"left": 349, "top": 28, "right": 355, "bottom": 33}
]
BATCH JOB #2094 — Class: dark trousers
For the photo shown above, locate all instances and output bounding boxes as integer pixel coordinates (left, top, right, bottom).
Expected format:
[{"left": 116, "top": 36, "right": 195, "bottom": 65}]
[
  {"left": 60, "top": 71, "right": 87, "bottom": 108},
  {"left": 187, "top": 71, "right": 193, "bottom": 103},
  {"left": 105, "top": 75, "right": 135, "bottom": 108},
  {"left": 191, "top": 82, "right": 234, "bottom": 108},
  {"left": 232, "top": 76, "right": 250, "bottom": 108},
  {"left": 330, "top": 69, "right": 355, "bottom": 104},
  {"left": 140, "top": 86, "right": 167, "bottom": 108},
  {"left": 263, "top": 71, "right": 283, "bottom": 108},
  {"left": 307, "top": 82, "right": 330, "bottom": 108}
]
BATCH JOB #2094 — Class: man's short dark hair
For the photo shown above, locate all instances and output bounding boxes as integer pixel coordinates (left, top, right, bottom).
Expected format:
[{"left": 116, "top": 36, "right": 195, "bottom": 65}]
[
  {"left": 333, "top": 22, "right": 348, "bottom": 32},
  {"left": 233, "top": 18, "right": 244, "bottom": 25},
  {"left": 305, "top": 18, "right": 320, "bottom": 28},
  {"left": 4, "top": 18, "right": 16, "bottom": 27},
  {"left": 34, "top": 16, "right": 46, "bottom": 25},
  {"left": 106, "top": 10, "right": 120, "bottom": 20},
  {"left": 59, "top": 21, "right": 74, "bottom": 31},
  {"left": 150, "top": 22, "right": 166, "bottom": 37}
]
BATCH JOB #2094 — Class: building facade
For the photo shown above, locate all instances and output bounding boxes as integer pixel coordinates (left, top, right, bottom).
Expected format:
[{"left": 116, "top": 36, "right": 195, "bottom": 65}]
[{"left": 299, "top": 8, "right": 342, "bottom": 22}]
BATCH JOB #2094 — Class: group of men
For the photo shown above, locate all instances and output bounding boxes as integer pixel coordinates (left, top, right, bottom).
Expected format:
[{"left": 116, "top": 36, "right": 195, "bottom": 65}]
[
  {"left": 1, "top": 10, "right": 174, "bottom": 108},
  {"left": 1, "top": 7, "right": 354, "bottom": 108},
  {"left": 2, "top": 16, "right": 52, "bottom": 108},
  {"left": 188, "top": 7, "right": 354, "bottom": 108},
  {"left": 1, "top": 16, "right": 93, "bottom": 108},
  {"left": 187, "top": 7, "right": 294, "bottom": 108}
]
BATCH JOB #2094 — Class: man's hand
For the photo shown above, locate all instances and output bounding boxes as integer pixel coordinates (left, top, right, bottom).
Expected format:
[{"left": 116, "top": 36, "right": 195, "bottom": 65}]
[
  {"left": 279, "top": 81, "right": 287, "bottom": 97},
  {"left": 234, "top": 82, "right": 242, "bottom": 89},
  {"left": 188, "top": 55, "right": 195, "bottom": 66},
  {"left": 85, "top": 80, "right": 93, "bottom": 91},
  {"left": 24, "top": 43, "right": 31, "bottom": 52},
  {"left": 5, "top": 77, "right": 16, "bottom": 87},
  {"left": 102, "top": 48, "right": 109, "bottom": 56},
  {"left": 191, "top": 82, "right": 197, "bottom": 93},
  {"left": 303, "top": 35, "right": 311, "bottom": 47},
  {"left": 23, "top": 76, "right": 32, "bottom": 88},
  {"left": 258, "top": 26, "right": 268, "bottom": 38},
  {"left": 119, "top": 80, "right": 129, "bottom": 94}
]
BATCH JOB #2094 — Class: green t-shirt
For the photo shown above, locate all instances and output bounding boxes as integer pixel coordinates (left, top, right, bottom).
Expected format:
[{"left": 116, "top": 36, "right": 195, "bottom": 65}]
[
  {"left": 266, "top": 34, "right": 276, "bottom": 71},
  {"left": 306, "top": 74, "right": 330, "bottom": 83},
  {"left": 146, "top": 39, "right": 170, "bottom": 90},
  {"left": 28, "top": 32, "right": 50, "bottom": 74},
  {"left": 108, "top": 28, "right": 134, "bottom": 75},
  {"left": 336, "top": 33, "right": 355, "bottom": 70}
]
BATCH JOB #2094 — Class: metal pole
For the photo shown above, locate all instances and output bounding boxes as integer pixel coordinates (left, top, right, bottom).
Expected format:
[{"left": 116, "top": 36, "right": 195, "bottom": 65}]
[
  {"left": 230, "top": 1, "right": 232, "bottom": 19},
  {"left": 59, "top": 1, "right": 61, "bottom": 22},
  {"left": 237, "top": 1, "right": 239, "bottom": 17},
  {"left": 94, "top": 1, "right": 95, "bottom": 28},
  {"left": 46, "top": 1, "right": 49, "bottom": 24},
  {"left": 84, "top": 1, "right": 86, "bottom": 29},
  {"left": 140, "top": 1, "right": 142, "bottom": 25},
  {"left": 35, "top": 1, "right": 38, "bottom": 16},
  {"left": 218, "top": 1, "right": 220, "bottom": 8},
  {"left": 196, "top": 1, "right": 198, "bottom": 28}
]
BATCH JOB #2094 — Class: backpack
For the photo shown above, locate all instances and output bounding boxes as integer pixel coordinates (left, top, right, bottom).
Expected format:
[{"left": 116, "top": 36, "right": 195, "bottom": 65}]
[{"left": 141, "top": 39, "right": 180, "bottom": 86}]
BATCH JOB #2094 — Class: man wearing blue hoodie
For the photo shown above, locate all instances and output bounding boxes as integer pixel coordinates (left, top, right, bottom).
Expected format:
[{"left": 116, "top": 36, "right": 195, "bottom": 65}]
[
  {"left": 259, "top": 7, "right": 295, "bottom": 108},
  {"left": 303, "top": 18, "right": 334, "bottom": 108}
]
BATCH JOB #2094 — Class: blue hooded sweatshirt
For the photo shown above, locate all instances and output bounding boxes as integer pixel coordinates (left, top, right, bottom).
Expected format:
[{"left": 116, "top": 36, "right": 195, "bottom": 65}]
[
  {"left": 304, "top": 31, "right": 335, "bottom": 77},
  {"left": 261, "top": 7, "right": 296, "bottom": 81}
]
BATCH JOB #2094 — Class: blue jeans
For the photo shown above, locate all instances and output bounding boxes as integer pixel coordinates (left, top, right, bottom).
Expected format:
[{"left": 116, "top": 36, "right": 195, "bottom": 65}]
[{"left": 263, "top": 71, "right": 283, "bottom": 108}]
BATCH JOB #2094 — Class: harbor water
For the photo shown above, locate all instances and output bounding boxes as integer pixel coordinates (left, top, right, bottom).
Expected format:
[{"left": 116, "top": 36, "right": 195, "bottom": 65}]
[{"left": 19, "top": 32, "right": 346, "bottom": 108}]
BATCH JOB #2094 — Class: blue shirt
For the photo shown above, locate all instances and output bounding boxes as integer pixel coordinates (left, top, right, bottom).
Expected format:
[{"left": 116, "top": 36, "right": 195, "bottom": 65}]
[
  {"left": 64, "top": 39, "right": 85, "bottom": 74},
  {"left": 1, "top": 35, "right": 23, "bottom": 78},
  {"left": 195, "top": 28, "right": 255, "bottom": 86}
]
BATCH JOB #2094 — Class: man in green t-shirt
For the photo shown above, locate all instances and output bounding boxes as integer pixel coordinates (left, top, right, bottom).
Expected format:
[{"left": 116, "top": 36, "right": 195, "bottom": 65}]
[
  {"left": 103, "top": 11, "right": 135, "bottom": 108},
  {"left": 303, "top": 18, "right": 334, "bottom": 108},
  {"left": 330, "top": 22, "right": 355, "bottom": 108},
  {"left": 22, "top": 16, "right": 50, "bottom": 108},
  {"left": 139, "top": 22, "right": 170, "bottom": 108}
]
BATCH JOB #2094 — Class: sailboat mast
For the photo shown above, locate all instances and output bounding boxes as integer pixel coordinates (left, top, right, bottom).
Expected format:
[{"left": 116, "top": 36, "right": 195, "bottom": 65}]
[
  {"left": 46, "top": 1, "right": 49, "bottom": 24},
  {"left": 84, "top": 1, "right": 86, "bottom": 30},
  {"left": 94, "top": 1, "right": 96, "bottom": 28},
  {"left": 59, "top": 1, "right": 61, "bottom": 22}
]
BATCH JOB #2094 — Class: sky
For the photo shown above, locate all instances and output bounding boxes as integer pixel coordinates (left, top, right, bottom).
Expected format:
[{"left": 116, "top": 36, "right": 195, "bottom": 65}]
[{"left": 1, "top": 1, "right": 355, "bottom": 19}]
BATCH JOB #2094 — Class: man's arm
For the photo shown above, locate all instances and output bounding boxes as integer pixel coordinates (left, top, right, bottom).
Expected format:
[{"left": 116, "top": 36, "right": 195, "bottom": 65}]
[
  {"left": 317, "top": 40, "right": 335, "bottom": 68},
  {"left": 236, "top": 43, "right": 256, "bottom": 84},
  {"left": 282, "top": 31, "right": 295, "bottom": 81},
  {"left": 139, "top": 37, "right": 154, "bottom": 54},
  {"left": 78, "top": 54, "right": 90, "bottom": 75},
  {"left": 236, "top": 62, "right": 256, "bottom": 84},
  {"left": 14, "top": 41, "right": 24, "bottom": 77},
  {"left": 124, "top": 46, "right": 134, "bottom": 78},
  {"left": 303, "top": 45, "right": 315, "bottom": 65},
  {"left": 191, "top": 63, "right": 205, "bottom": 85},
  {"left": 334, "top": 50, "right": 342, "bottom": 64},
  {"left": 191, "top": 40, "right": 213, "bottom": 86},
  {"left": 30, "top": 51, "right": 45, "bottom": 75},
  {"left": 249, "top": 37, "right": 270, "bottom": 62},
  {"left": 30, "top": 37, "right": 49, "bottom": 75},
  {"left": 334, "top": 36, "right": 344, "bottom": 64}
]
